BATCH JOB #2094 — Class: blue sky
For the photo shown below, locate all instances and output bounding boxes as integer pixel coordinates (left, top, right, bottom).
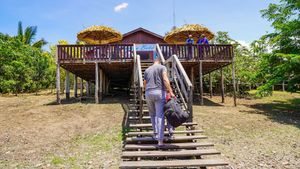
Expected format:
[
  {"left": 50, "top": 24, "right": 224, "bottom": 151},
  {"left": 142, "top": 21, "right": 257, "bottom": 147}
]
[{"left": 0, "top": 0, "right": 278, "bottom": 49}]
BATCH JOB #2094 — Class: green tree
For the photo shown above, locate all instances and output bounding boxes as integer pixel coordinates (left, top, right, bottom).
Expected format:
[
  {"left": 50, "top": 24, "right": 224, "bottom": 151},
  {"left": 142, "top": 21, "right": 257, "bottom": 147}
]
[
  {"left": 17, "top": 21, "right": 47, "bottom": 49},
  {"left": 256, "top": 0, "right": 300, "bottom": 96}
]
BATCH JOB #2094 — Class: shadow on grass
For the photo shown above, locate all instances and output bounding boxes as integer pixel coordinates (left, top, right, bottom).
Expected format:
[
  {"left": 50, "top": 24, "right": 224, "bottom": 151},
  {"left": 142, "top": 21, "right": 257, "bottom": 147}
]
[
  {"left": 241, "top": 98, "right": 300, "bottom": 129},
  {"left": 45, "top": 91, "right": 130, "bottom": 105},
  {"left": 193, "top": 97, "right": 223, "bottom": 106}
]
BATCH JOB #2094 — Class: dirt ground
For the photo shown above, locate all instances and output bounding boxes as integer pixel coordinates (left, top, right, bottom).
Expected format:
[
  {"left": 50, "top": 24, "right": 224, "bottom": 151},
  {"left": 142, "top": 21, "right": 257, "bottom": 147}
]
[{"left": 0, "top": 91, "right": 299, "bottom": 169}]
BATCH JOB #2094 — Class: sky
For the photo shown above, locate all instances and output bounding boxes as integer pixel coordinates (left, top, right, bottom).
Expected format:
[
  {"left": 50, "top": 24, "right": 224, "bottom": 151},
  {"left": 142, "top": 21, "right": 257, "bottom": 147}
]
[{"left": 0, "top": 0, "right": 279, "bottom": 49}]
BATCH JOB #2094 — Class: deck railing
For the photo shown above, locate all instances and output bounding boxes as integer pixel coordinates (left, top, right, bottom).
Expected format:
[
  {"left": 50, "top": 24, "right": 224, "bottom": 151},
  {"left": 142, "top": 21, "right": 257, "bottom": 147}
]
[
  {"left": 57, "top": 44, "right": 233, "bottom": 62},
  {"left": 159, "top": 44, "right": 233, "bottom": 61},
  {"left": 57, "top": 44, "right": 134, "bottom": 62}
]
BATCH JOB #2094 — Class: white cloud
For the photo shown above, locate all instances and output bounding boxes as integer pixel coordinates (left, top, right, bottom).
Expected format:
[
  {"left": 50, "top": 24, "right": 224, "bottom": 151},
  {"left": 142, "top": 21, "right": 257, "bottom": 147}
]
[
  {"left": 237, "top": 40, "right": 250, "bottom": 49},
  {"left": 114, "top": 2, "right": 128, "bottom": 12}
]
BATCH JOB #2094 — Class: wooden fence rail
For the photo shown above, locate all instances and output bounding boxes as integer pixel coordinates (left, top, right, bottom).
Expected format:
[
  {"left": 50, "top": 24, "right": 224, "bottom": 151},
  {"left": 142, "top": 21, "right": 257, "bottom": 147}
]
[
  {"left": 57, "top": 44, "right": 233, "bottom": 62},
  {"left": 159, "top": 44, "right": 233, "bottom": 61}
]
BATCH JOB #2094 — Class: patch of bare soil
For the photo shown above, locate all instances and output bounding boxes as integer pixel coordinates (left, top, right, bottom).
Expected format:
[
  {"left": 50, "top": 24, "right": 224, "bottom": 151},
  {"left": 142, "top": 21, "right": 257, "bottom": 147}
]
[
  {"left": 194, "top": 93, "right": 300, "bottom": 169},
  {"left": 0, "top": 91, "right": 125, "bottom": 168},
  {"left": 1, "top": 91, "right": 299, "bottom": 168}
]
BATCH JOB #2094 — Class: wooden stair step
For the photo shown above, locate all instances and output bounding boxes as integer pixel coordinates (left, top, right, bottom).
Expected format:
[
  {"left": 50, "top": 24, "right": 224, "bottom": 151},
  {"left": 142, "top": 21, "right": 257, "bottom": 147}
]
[
  {"left": 122, "top": 149, "right": 220, "bottom": 158},
  {"left": 124, "top": 142, "right": 214, "bottom": 150},
  {"left": 129, "top": 109, "right": 149, "bottom": 113},
  {"left": 126, "top": 135, "right": 207, "bottom": 143},
  {"left": 128, "top": 116, "right": 150, "bottom": 120},
  {"left": 126, "top": 130, "right": 203, "bottom": 136},
  {"left": 129, "top": 122, "right": 197, "bottom": 128},
  {"left": 120, "top": 159, "right": 228, "bottom": 168}
]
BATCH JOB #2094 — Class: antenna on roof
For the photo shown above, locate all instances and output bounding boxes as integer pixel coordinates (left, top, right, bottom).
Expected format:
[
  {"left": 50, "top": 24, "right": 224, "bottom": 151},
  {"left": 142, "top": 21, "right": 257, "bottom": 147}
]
[{"left": 172, "top": 0, "right": 176, "bottom": 30}]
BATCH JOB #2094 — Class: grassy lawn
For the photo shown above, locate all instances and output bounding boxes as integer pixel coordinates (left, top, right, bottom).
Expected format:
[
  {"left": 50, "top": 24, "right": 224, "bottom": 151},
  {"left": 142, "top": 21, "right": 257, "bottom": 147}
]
[
  {"left": 194, "top": 91, "right": 300, "bottom": 168},
  {"left": 0, "top": 90, "right": 299, "bottom": 168}
]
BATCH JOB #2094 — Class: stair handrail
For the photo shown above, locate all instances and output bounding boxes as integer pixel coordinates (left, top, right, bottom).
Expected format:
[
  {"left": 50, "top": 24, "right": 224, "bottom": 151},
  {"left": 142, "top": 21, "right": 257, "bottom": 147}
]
[
  {"left": 165, "top": 54, "right": 193, "bottom": 121},
  {"left": 156, "top": 44, "right": 165, "bottom": 64},
  {"left": 133, "top": 44, "right": 144, "bottom": 123}
]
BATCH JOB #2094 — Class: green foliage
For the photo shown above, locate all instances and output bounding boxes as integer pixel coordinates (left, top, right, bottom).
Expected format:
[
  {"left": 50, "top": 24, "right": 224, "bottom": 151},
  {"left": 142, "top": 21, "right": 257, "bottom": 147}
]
[
  {"left": 256, "top": 0, "right": 300, "bottom": 96},
  {"left": 0, "top": 33, "right": 55, "bottom": 94}
]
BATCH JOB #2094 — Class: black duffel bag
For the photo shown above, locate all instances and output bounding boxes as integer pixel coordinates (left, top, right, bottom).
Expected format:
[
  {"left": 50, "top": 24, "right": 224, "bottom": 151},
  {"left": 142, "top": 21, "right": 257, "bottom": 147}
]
[{"left": 163, "top": 98, "right": 189, "bottom": 128}]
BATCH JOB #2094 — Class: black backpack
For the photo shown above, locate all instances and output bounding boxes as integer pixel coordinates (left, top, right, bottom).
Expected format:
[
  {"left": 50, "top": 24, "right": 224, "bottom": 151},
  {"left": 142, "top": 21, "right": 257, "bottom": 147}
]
[{"left": 163, "top": 98, "right": 189, "bottom": 128}]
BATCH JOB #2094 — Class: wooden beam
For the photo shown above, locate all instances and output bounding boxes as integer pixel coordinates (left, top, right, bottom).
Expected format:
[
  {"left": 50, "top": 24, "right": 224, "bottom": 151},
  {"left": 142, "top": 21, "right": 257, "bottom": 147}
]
[
  {"left": 65, "top": 70, "right": 70, "bottom": 100},
  {"left": 80, "top": 78, "right": 83, "bottom": 98},
  {"left": 99, "top": 68, "right": 103, "bottom": 101},
  {"left": 199, "top": 61, "right": 203, "bottom": 105},
  {"left": 220, "top": 68, "right": 225, "bottom": 103},
  {"left": 95, "top": 63, "right": 99, "bottom": 103},
  {"left": 56, "top": 58, "right": 61, "bottom": 104},
  {"left": 232, "top": 57, "right": 237, "bottom": 106},
  {"left": 190, "top": 67, "right": 195, "bottom": 88},
  {"left": 74, "top": 75, "right": 78, "bottom": 98},
  {"left": 209, "top": 72, "right": 212, "bottom": 98},
  {"left": 86, "top": 81, "right": 90, "bottom": 97}
]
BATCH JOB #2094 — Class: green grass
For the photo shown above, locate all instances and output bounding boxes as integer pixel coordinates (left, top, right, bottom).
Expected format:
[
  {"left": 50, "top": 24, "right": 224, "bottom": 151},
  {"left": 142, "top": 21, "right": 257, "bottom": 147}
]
[{"left": 47, "top": 126, "right": 122, "bottom": 168}]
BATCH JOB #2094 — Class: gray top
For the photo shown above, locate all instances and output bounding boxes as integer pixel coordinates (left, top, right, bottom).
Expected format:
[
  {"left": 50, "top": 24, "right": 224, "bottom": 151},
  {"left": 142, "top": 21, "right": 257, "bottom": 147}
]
[{"left": 144, "top": 64, "right": 167, "bottom": 92}]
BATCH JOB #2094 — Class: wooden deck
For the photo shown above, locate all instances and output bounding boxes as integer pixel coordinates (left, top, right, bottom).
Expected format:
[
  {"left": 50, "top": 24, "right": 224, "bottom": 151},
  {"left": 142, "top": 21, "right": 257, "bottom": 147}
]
[{"left": 57, "top": 44, "right": 233, "bottom": 84}]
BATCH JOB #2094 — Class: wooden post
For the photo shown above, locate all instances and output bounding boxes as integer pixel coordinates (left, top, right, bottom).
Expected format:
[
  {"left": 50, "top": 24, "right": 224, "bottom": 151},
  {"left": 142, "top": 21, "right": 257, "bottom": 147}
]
[
  {"left": 209, "top": 72, "right": 212, "bottom": 98},
  {"left": 80, "top": 78, "right": 83, "bottom": 98},
  {"left": 95, "top": 63, "right": 99, "bottom": 103},
  {"left": 282, "top": 81, "right": 285, "bottom": 91},
  {"left": 103, "top": 73, "right": 106, "bottom": 95},
  {"left": 86, "top": 81, "right": 90, "bottom": 97},
  {"left": 232, "top": 58, "right": 237, "bottom": 106},
  {"left": 65, "top": 71, "right": 70, "bottom": 100},
  {"left": 99, "top": 68, "right": 103, "bottom": 101},
  {"left": 187, "top": 86, "right": 193, "bottom": 122},
  {"left": 190, "top": 67, "right": 195, "bottom": 87},
  {"left": 221, "top": 68, "right": 225, "bottom": 103},
  {"left": 199, "top": 61, "right": 203, "bottom": 105},
  {"left": 106, "top": 76, "right": 109, "bottom": 94},
  {"left": 74, "top": 75, "right": 78, "bottom": 98},
  {"left": 56, "top": 54, "right": 61, "bottom": 104}
]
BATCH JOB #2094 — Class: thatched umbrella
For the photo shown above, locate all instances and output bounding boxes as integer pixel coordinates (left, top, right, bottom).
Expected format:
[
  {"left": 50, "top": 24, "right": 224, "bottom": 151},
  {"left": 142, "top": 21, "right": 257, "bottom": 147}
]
[
  {"left": 164, "top": 24, "right": 214, "bottom": 44},
  {"left": 77, "top": 25, "right": 122, "bottom": 44}
]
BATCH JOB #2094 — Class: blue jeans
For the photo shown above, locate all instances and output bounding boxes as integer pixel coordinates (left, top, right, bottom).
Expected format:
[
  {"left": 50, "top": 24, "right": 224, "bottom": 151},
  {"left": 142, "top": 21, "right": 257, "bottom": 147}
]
[{"left": 145, "top": 90, "right": 174, "bottom": 142}]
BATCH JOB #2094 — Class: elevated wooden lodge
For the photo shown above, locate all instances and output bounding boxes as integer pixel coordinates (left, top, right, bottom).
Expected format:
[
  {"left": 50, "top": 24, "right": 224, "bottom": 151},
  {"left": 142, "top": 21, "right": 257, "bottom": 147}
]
[{"left": 56, "top": 27, "right": 235, "bottom": 168}]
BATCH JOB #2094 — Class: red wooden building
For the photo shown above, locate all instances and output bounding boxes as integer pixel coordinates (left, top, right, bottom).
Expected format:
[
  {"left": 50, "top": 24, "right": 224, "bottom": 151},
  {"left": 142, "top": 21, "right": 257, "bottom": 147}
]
[{"left": 56, "top": 27, "right": 234, "bottom": 168}]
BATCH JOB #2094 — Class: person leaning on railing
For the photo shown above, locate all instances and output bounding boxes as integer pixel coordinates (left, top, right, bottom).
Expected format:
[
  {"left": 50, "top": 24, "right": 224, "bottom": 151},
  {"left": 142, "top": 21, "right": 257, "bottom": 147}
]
[
  {"left": 186, "top": 35, "right": 194, "bottom": 60},
  {"left": 197, "top": 34, "right": 209, "bottom": 60}
]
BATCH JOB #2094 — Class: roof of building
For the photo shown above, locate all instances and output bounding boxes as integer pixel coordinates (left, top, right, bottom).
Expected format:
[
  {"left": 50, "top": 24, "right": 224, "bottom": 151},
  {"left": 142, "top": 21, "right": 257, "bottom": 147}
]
[{"left": 123, "top": 27, "right": 164, "bottom": 40}]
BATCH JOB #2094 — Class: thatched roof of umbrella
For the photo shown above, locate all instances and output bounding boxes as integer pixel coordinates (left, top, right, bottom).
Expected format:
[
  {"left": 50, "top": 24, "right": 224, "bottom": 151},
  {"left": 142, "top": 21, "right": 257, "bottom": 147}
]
[
  {"left": 164, "top": 24, "right": 215, "bottom": 44},
  {"left": 77, "top": 25, "right": 122, "bottom": 44}
]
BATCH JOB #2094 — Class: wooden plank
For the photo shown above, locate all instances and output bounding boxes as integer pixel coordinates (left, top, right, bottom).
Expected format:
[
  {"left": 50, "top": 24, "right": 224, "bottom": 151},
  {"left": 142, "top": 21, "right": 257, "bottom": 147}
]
[
  {"left": 126, "top": 135, "right": 207, "bottom": 143},
  {"left": 199, "top": 61, "right": 203, "bottom": 105},
  {"left": 120, "top": 159, "right": 228, "bottom": 168},
  {"left": 124, "top": 142, "right": 214, "bottom": 150},
  {"left": 122, "top": 149, "right": 220, "bottom": 158},
  {"left": 221, "top": 67, "right": 225, "bottom": 103},
  {"left": 95, "top": 63, "right": 99, "bottom": 103},
  {"left": 129, "top": 122, "right": 197, "bottom": 128},
  {"left": 74, "top": 75, "right": 78, "bottom": 98},
  {"left": 65, "top": 70, "right": 70, "bottom": 100},
  {"left": 126, "top": 130, "right": 203, "bottom": 136}
]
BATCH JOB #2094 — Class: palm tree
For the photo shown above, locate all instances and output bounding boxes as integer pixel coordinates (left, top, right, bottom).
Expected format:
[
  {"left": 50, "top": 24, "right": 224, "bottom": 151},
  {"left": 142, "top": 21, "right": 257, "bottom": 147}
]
[{"left": 17, "top": 21, "right": 47, "bottom": 49}]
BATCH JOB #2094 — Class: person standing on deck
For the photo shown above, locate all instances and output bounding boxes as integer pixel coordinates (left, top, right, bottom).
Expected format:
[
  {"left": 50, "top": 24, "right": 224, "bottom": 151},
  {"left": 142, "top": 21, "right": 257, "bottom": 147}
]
[
  {"left": 186, "top": 35, "right": 194, "bottom": 60},
  {"left": 143, "top": 55, "right": 175, "bottom": 147},
  {"left": 197, "top": 34, "right": 209, "bottom": 44}
]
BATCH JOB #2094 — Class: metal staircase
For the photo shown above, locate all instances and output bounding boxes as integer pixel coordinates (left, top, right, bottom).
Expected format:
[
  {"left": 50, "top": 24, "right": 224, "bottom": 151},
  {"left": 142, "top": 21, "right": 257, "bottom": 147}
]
[{"left": 120, "top": 44, "right": 229, "bottom": 168}]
